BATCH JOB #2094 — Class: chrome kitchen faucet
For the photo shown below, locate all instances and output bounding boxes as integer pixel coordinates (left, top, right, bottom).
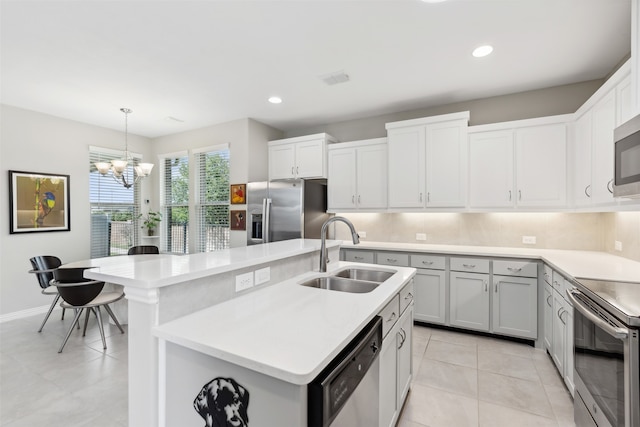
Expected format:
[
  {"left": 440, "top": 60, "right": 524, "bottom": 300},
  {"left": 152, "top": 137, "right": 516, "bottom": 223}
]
[{"left": 319, "top": 216, "right": 360, "bottom": 272}]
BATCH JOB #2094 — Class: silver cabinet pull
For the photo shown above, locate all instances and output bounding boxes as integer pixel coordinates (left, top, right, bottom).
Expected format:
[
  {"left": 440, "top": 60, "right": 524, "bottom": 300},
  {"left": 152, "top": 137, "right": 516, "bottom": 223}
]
[
  {"left": 358, "top": 195, "right": 361, "bottom": 203},
  {"left": 387, "top": 312, "right": 397, "bottom": 323},
  {"left": 494, "top": 281, "right": 498, "bottom": 293},
  {"left": 607, "top": 179, "right": 614, "bottom": 194},
  {"left": 546, "top": 295, "right": 552, "bottom": 307},
  {"left": 296, "top": 166, "right": 299, "bottom": 175},
  {"left": 422, "top": 260, "right": 434, "bottom": 265},
  {"left": 463, "top": 264, "right": 476, "bottom": 269},
  {"left": 387, "top": 258, "right": 398, "bottom": 263},
  {"left": 484, "top": 280, "right": 488, "bottom": 292},
  {"left": 507, "top": 267, "right": 522, "bottom": 272},
  {"left": 419, "top": 192, "right": 423, "bottom": 202},
  {"left": 405, "top": 292, "right": 413, "bottom": 300},
  {"left": 518, "top": 190, "right": 522, "bottom": 200},
  {"left": 427, "top": 192, "right": 430, "bottom": 203},
  {"left": 585, "top": 185, "right": 591, "bottom": 198},
  {"left": 508, "top": 190, "right": 512, "bottom": 201},
  {"left": 354, "top": 256, "right": 364, "bottom": 261},
  {"left": 352, "top": 195, "right": 355, "bottom": 204}
]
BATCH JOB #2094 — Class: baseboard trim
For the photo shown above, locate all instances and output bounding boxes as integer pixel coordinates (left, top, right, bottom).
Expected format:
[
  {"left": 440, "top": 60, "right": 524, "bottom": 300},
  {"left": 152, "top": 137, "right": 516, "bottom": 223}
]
[{"left": 0, "top": 304, "right": 61, "bottom": 324}]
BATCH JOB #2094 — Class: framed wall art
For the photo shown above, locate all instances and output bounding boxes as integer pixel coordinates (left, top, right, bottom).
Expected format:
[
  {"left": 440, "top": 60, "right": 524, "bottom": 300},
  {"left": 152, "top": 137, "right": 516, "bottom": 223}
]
[
  {"left": 230, "top": 210, "right": 246, "bottom": 231},
  {"left": 9, "top": 170, "right": 70, "bottom": 233},
  {"left": 230, "top": 183, "right": 246, "bottom": 204}
]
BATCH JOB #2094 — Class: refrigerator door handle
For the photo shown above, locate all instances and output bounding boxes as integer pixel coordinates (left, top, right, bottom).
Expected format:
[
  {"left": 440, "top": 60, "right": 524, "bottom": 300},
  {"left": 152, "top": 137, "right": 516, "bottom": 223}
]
[{"left": 263, "top": 198, "right": 272, "bottom": 243}]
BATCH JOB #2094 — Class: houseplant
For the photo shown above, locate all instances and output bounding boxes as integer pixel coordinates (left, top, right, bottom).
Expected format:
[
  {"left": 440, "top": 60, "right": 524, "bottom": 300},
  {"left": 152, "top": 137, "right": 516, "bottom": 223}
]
[{"left": 137, "top": 211, "right": 162, "bottom": 236}]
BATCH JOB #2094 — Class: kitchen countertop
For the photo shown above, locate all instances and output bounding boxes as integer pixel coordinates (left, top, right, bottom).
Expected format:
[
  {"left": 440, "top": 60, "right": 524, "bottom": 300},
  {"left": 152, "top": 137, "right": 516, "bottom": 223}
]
[
  {"left": 77, "top": 239, "right": 341, "bottom": 289},
  {"left": 341, "top": 241, "right": 640, "bottom": 283},
  {"left": 153, "top": 261, "right": 416, "bottom": 385}
]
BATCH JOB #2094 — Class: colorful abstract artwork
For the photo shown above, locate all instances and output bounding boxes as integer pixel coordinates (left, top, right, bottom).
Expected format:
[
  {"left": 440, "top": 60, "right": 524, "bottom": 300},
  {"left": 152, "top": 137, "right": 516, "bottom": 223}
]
[{"left": 9, "top": 170, "right": 70, "bottom": 233}]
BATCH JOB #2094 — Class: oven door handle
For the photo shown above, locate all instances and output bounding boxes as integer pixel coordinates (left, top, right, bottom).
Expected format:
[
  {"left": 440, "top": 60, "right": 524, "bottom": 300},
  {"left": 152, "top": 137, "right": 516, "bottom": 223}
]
[{"left": 566, "top": 289, "right": 629, "bottom": 340}]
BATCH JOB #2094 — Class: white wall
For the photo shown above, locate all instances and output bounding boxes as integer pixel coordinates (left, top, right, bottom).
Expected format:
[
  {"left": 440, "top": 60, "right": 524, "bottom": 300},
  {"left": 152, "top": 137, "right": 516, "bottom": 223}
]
[{"left": 0, "top": 105, "right": 153, "bottom": 317}]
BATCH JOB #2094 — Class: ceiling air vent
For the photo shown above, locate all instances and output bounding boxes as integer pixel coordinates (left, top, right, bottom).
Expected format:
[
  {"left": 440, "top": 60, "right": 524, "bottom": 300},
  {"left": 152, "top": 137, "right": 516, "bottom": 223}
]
[{"left": 319, "top": 70, "right": 350, "bottom": 86}]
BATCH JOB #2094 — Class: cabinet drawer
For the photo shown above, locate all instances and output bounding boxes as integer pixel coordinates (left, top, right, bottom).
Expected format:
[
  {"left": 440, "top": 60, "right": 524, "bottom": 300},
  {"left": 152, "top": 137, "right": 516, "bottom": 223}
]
[
  {"left": 493, "top": 260, "right": 538, "bottom": 278},
  {"left": 343, "top": 250, "right": 374, "bottom": 264},
  {"left": 543, "top": 264, "right": 552, "bottom": 285},
  {"left": 377, "top": 252, "right": 410, "bottom": 267},
  {"left": 552, "top": 270, "right": 565, "bottom": 294},
  {"left": 411, "top": 254, "right": 446, "bottom": 270},
  {"left": 399, "top": 280, "right": 414, "bottom": 314},
  {"left": 379, "top": 295, "right": 400, "bottom": 338},
  {"left": 450, "top": 257, "right": 490, "bottom": 273}
]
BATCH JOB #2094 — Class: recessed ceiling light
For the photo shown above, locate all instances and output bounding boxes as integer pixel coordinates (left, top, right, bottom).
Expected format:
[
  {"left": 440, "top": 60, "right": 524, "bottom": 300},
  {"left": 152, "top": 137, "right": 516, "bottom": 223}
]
[
  {"left": 472, "top": 45, "right": 494, "bottom": 58},
  {"left": 268, "top": 96, "right": 282, "bottom": 104}
]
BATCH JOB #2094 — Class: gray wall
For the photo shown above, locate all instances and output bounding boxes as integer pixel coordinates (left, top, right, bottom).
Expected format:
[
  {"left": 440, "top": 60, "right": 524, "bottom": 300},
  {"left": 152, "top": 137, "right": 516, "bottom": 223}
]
[{"left": 284, "top": 79, "right": 604, "bottom": 142}]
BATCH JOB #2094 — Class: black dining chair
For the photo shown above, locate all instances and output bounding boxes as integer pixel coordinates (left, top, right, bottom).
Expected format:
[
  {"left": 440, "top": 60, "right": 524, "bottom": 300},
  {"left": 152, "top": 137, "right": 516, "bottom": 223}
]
[
  {"left": 51, "top": 267, "right": 125, "bottom": 353},
  {"left": 127, "top": 245, "right": 159, "bottom": 255},
  {"left": 28, "top": 255, "right": 65, "bottom": 332}
]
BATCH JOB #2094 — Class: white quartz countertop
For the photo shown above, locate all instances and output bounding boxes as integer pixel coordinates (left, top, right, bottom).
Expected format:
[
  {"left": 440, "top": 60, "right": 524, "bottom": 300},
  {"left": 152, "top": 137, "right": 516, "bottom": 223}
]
[
  {"left": 153, "top": 262, "right": 416, "bottom": 385},
  {"left": 69, "top": 239, "right": 341, "bottom": 289},
  {"left": 341, "top": 241, "right": 640, "bottom": 283}
]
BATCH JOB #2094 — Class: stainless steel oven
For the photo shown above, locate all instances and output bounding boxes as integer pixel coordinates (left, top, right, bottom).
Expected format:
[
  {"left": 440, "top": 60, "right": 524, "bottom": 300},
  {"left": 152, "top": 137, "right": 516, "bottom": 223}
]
[{"left": 567, "top": 279, "right": 640, "bottom": 427}]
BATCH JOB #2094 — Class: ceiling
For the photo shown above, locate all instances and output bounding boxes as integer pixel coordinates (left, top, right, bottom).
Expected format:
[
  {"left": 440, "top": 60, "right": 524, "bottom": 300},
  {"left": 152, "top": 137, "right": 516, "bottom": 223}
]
[{"left": 0, "top": 0, "right": 632, "bottom": 138}]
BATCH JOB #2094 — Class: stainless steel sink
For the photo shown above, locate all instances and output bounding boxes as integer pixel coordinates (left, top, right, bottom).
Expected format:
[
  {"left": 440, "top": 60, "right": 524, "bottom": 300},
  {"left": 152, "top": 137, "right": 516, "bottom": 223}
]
[
  {"left": 332, "top": 268, "right": 394, "bottom": 283},
  {"left": 299, "top": 276, "right": 380, "bottom": 293}
]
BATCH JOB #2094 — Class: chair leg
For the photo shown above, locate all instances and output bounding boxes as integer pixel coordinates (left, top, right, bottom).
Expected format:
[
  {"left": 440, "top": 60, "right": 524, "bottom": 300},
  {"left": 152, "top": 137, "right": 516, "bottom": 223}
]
[
  {"left": 94, "top": 306, "right": 107, "bottom": 350},
  {"left": 61, "top": 307, "right": 66, "bottom": 320},
  {"left": 58, "top": 308, "right": 84, "bottom": 353},
  {"left": 103, "top": 304, "right": 125, "bottom": 334},
  {"left": 38, "top": 294, "right": 61, "bottom": 333},
  {"left": 82, "top": 308, "right": 92, "bottom": 337},
  {"left": 75, "top": 309, "right": 81, "bottom": 329}
]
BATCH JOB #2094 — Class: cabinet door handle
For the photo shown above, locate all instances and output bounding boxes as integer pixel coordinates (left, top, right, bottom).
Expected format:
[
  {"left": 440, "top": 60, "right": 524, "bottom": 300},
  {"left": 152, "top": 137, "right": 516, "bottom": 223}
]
[
  {"left": 405, "top": 292, "right": 413, "bottom": 301},
  {"left": 507, "top": 267, "right": 522, "bottom": 273},
  {"left": 387, "top": 258, "right": 398, "bottom": 263},
  {"left": 291, "top": 166, "right": 295, "bottom": 175},
  {"left": 354, "top": 256, "right": 364, "bottom": 261},
  {"left": 427, "top": 192, "right": 430, "bottom": 203},
  {"left": 422, "top": 260, "right": 434, "bottom": 265},
  {"left": 352, "top": 195, "right": 355, "bottom": 204},
  {"left": 585, "top": 185, "right": 591, "bottom": 198},
  {"left": 607, "top": 179, "right": 614, "bottom": 194},
  {"left": 484, "top": 280, "right": 488, "bottom": 292},
  {"left": 296, "top": 166, "right": 299, "bottom": 175},
  {"left": 546, "top": 295, "right": 553, "bottom": 307},
  {"left": 397, "top": 328, "right": 406, "bottom": 349},
  {"left": 358, "top": 195, "right": 361, "bottom": 203},
  {"left": 519, "top": 190, "right": 522, "bottom": 200},
  {"left": 494, "top": 281, "right": 498, "bottom": 293},
  {"left": 463, "top": 264, "right": 476, "bottom": 269},
  {"left": 387, "top": 312, "right": 397, "bottom": 323},
  {"left": 419, "top": 192, "right": 423, "bottom": 202},
  {"left": 557, "top": 308, "right": 567, "bottom": 325},
  {"left": 508, "top": 190, "right": 512, "bottom": 201}
]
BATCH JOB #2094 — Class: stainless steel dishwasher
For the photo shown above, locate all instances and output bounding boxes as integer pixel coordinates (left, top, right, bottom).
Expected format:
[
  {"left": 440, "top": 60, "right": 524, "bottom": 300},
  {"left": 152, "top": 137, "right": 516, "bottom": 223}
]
[{"left": 308, "top": 316, "right": 382, "bottom": 427}]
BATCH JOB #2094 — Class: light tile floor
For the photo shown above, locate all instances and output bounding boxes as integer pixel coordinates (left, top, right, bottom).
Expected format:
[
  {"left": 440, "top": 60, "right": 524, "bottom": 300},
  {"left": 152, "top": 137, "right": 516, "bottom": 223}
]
[{"left": 0, "top": 314, "right": 575, "bottom": 427}]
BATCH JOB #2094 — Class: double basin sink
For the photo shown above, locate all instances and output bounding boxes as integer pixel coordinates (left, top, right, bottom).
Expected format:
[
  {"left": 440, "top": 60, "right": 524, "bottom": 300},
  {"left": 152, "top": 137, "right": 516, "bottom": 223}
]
[{"left": 299, "top": 268, "right": 395, "bottom": 294}]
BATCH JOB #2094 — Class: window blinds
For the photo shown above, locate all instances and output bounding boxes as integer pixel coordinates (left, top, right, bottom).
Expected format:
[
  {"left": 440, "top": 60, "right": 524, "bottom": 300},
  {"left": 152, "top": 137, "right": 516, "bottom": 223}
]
[
  {"left": 89, "top": 147, "right": 141, "bottom": 258},
  {"left": 195, "top": 146, "right": 230, "bottom": 252},
  {"left": 162, "top": 153, "right": 190, "bottom": 253}
]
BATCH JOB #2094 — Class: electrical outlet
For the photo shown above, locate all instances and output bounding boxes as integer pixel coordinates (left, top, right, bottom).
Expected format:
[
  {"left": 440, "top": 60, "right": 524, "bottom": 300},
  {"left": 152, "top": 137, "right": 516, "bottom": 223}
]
[
  {"left": 358, "top": 231, "right": 367, "bottom": 239},
  {"left": 235, "top": 272, "right": 254, "bottom": 292},
  {"left": 615, "top": 240, "right": 623, "bottom": 251},
  {"left": 416, "top": 233, "right": 427, "bottom": 241},
  {"left": 522, "top": 236, "right": 537, "bottom": 244},
  {"left": 255, "top": 267, "right": 271, "bottom": 285}
]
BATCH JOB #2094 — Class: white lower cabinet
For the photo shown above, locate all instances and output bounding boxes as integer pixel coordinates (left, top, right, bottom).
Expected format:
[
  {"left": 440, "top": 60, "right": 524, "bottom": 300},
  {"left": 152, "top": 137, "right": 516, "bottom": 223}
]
[
  {"left": 449, "top": 271, "right": 490, "bottom": 332},
  {"left": 413, "top": 268, "right": 446, "bottom": 325},
  {"left": 492, "top": 275, "right": 537, "bottom": 339},
  {"left": 547, "top": 266, "right": 575, "bottom": 397},
  {"left": 543, "top": 282, "right": 553, "bottom": 351},
  {"left": 379, "top": 282, "right": 414, "bottom": 427}
]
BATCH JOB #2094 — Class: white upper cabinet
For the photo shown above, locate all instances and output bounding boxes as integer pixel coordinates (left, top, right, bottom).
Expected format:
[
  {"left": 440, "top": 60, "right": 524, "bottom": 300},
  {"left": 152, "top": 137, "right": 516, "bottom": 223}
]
[
  {"left": 327, "top": 138, "right": 387, "bottom": 210},
  {"left": 469, "top": 117, "right": 569, "bottom": 209},
  {"left": 386, "top": 111, "right": 469, "bottom": 209},
  {"left": 469, "top": 130, "right": 514, "bottom": 208},
  {"left": 268, "top": 133, "right": 336, "bottom": 180},
  {"left": 570, "top": 60, "right": 632, "bottom": 208}
]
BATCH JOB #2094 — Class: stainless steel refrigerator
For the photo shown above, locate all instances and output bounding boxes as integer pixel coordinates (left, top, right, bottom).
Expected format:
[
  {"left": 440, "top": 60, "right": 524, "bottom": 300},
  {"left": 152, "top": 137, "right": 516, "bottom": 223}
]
[{"left": 246, "top": 180, "right": 329, "bottom": 245}]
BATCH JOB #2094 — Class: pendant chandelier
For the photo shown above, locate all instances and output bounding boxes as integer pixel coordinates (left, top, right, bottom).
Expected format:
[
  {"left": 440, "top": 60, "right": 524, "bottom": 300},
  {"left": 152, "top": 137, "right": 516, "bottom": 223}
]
[{"left": 94, "top": 108, "right": 153, "bottom": 189}]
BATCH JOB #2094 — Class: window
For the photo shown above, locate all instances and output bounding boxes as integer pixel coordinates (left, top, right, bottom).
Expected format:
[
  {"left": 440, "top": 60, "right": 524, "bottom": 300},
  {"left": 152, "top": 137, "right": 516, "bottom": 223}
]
[
  {"left": 89, "top": 146, "right": 141, "bottom": 257},
  {"left": 195, "top": 145, "right": 230, "bottom": 252},
  {"left": 161, "top": 152, "right": 190, "bottom": 253}
]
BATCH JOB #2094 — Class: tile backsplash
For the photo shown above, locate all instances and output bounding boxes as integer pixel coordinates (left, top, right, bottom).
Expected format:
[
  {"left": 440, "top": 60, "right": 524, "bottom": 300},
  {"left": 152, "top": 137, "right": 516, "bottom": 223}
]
[{"left": 333, "top": 212, "right": 640, "bottom": 262}]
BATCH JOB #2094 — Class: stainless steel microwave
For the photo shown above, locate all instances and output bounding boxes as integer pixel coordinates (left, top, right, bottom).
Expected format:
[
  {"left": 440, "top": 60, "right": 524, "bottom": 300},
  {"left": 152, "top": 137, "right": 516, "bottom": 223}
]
[{"left": 614, "top": 113, "right": 640, "bottom": 198}]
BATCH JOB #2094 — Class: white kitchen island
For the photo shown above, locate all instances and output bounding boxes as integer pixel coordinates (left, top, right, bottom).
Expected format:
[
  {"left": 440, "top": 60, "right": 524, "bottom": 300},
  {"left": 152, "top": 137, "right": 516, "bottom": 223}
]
[
  {"left": 154, "top": 262, "right": 415, "bottom": 426},
  {"left": 80, "top": 239, "right": 353, "bottom": 427}
]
